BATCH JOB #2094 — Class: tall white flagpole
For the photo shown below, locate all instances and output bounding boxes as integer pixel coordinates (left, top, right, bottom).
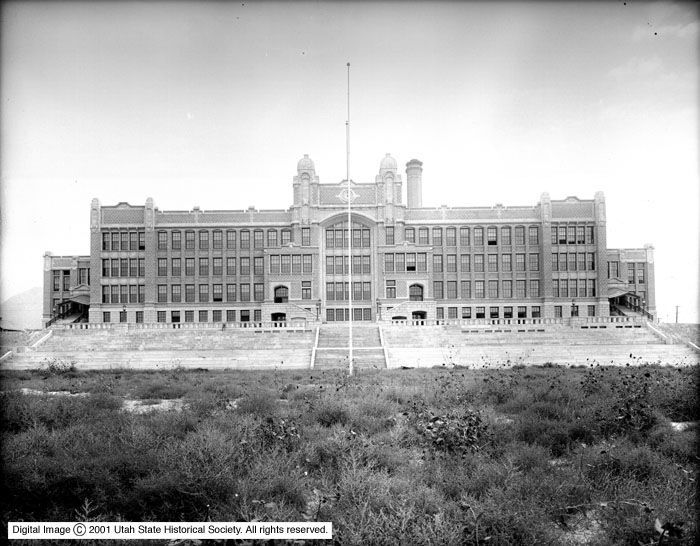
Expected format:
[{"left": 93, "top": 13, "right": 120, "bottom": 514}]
[{"left": 346, "top": 62, "right": 353, "bottom": 376}]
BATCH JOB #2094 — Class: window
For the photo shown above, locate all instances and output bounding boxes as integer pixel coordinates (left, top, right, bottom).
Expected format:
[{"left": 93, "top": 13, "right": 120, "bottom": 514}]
[
  {"left": 587, "top": 253, "right": 596, "bottom": 271},
  {"left": 587, "top": 279, "right": 596, "bottom": 297},
  {"left": 447, "top": 254, "right": 457, "bottom": 272},
  {"left": 448, "top": 307, "right": 458, "bottom": 319},
  {"left": 418, "top": 228, "right": 429, "bottom": 245},
  {"left": 446, "top": 227, "right": 456, "bottom": 246},
  {"left": 111, "top": 285, "right": 119, "bottom": 303},
  {"left": 588, "top": 305, "right": 596, "bottom": 317},
  {"left": 226, "top": 310, "right": 236, "bottom": 322},
  {"left": 530, "top": 280, "right": 540, "bottom": 298},
  {"left": 551, "top": 227, "right": 558, "bottom": 245},
  {"left": 460, "top": 227, "right": 470, "bottom": 246},
  {"left": 474, "top": 227, "right": 484, "bottom": 246},
  {"left": 213, "top": 230, "right": 223, "bottom": 249},
  {"left": 571, "top": 305, "right": 579, "bottom": 318},
  {"left": 433, "top": 228, "right": 442, "bottom": 246},
  {"left": 170, "top": 258, "right": 180, "bottom": 277},
  {"left": 119, "top": 258, "right": 128, "bottom": 277},
  {"left": 501, "top": 227, "right": 511, "bottom": 246},
  {"left": 417, "top": 253, "right": 427, "bottom": 272},
  {"left": 254, "top": 257, "right": 264, "bottom": 276},
  {"left": 227, "top": 230, "right": 236, "bottom": 249},
  {"left": 447, "top": 281, "right": 457, "bottom": 299},
  {"left": 488, "top": 280, "right": 498, "bottom": 298},
  {"left": 576, "top": 226, "right": 585, "bottom": 245},
  {"left": 280, "top": 255, "right": 290, "bottom": 274},
  {"left": 553, "top": 280, "right": 559, "bottom": 298},
  {"left": 432, "top": 254, "right": 442, "bottom": 273},
  {"left": 121, "top": 232, "right": 128, "bottom": 251},
  {"left": 529, "top": 227, "right": 539, "bottom": 245},
  {"left": 560, "top": 279, "right": 568, "bottom": 298},
  {"left": 254, "top": 230, "right": 264, "bottom": 248},
  {"left": 265, "top": 229, "right": 278, "bottom": 248},
  {"left": 576, "top": 253, "right": 585, "bottom": 271},
  {"left": 514, "top": 227, "right": 525, "bottom": 245},
  {"left": 240, "top": 257, "right": 250, "bottom": 276},
  {"left": 516, "top": 280, "right": 526, "bottom": 298},
  {"left": 434, "top": 281, "right": 444, "bottom": 299},
  {"left": 503, "top": 280, "right": 512, "bottom": 298},
  {"left": 325, "top": 229, "right": 334, "bottom": 248},
  {"left": 302, "top": 228, "right": 310, "bottom": 246},
  {"left": 567, "top": 226, "right": 576, "bottom": 245},
  {"left": 172, "top": 231, "right": 181, "bottom": 250},
  {"left": 559, "top": 253, "right": 567, "bottom": 271},
  {"left": 568, "top": 253, "right": 576, "bottom": 271},
  {"left": 352, "top": 255, "right": 362, "bottom": 274},
  {"left": 185, "top": 258, "right": 195, "bottom": 276},
  {"left": 531, "top": 306, "right": 541, "bottom": 318},
  {"left": 474, "top": 254, "right": 484, "bottom": 272},
  {"left": 517, "top": 306, "right": 527, "bottom": 318},
  {"left": 384, "top": 253, "right": 395, "bottom": 272},
  {"left": 529, "top": 254, "right": 539, "bottom": 271},
  {"left": 209, "top": 257, "right": 220, "bottom": 276},
  {"left": 138, "top": 285, "right": 145, "bottom": 303},
  {"left": 111, "top": 259, "right": 119, "bottom": 277},
  {"left": 199, "top": 258, "right": 209, "bottom": 276},
  {"left": 352, "top": 228, "right": 361, "bottom": 248},
  {"left": 353, "top": 282, "right": 362, "bottom": 301},
  {"left": 557, "top": 226, "right": 567, "bottom": 245},
  {"left": 462, "top": 307, "right": 472, "bottom": 319},
  {"left": 135, "top": 311, "right": 143, "bottom": 323},
  {"left": 240, "top": 230, "right": 250, "bottom": 249},
  {"left": 199, "top": 230, "right": 209, "bottom": 250},
  {"left": 488, "top": 254, "right": 498, "bottom": 272},
  {"left": 301, "top": 281, "right": 311, "bottom": 299},
  {"left": 409, "top": 284, "right": 423, "bottom": 301},
  {"left": 552, "top": 253, "right": 559, "bottom": 271},
  {"left": 436, "top": 307, "right": 444, "bottom": 320},
  {"left": 362, "top": 255, "right": 371, "bottom": 274},
  {"left": 291, "top": 254, "right": 301, "bottom": 274},
  {"left": 240, "top": 310, "right": 250, "bottom": 322},
  {"left": 169, "top": 284, "right": 180, "bottom": 303},
  {"left": 303, "top": 254, "right": 313, "bottom": 274},
  {"left": 281, "top": 229, "right": 291, "bottom": 245},
  {"left": 101, "top": 286, "right": 109, "bottom": 303},
  {"left": 111, "top": 232, "right": 119, "bottom": 251},
  {"left": 578, "top": 279, "right": 586, "bottom": 298},
  {"left": 405, "top": 227, "right": 415, "bottom": 244},
  {"left": 502, "top": 254, "right": 512, "bottom": 272},
  {"left": 102, "top": 260, "right": 110, "bottom": 278},
  {"left": 326, "top": 282, "right": 335, "bottom": 300},
  {"left": 158, "top": 258, "right": 167, "bottom": 276},
  {"left": 554, "top": 306, "right": 562, "bottom": 318},
  {"left": 185, "top": 230, "right": 195, "bottom": 250},
  {"left": 102, "top": 232, "right": 110, "bottom": 251},
  {"left": 490, "top": 306, "right": 499, "bottom": 319},
  {"left": 637, "top": 264, "right": 645, "bottom": 284},
  {"left": 487, "top": 227, "right": 497, "bottom": 246},
  {"left": 386, "top": 226, "right": 394, "bottom": 245},
  {"left": 585, "top": 226, "right": 595, "bottom": 244},
  {"left": 199, "top": 310, "right": 208, "bottom": 323},
  {"left": 461, "top": 281, "right": 471, "bottom": 299},
  {"left": 386, "top": 280, "right": 396, "bottom": 298},
  {"left": 476, "top": 307, "right": 485, "bottom": 319},
  {"left": 226, "top": 284, "right": 236, "bottom": 302},
  {"left": 157, "top": 284, "right": 167, "bottom": 303},
  {"left": 608, "top": 261, "right": 619, "bottom": 278},
  {"left": 516, "top": 254, "right": 526, "bottom": 271},
  {"left": 103, "top": 311, "right": 111, "bottom": 323},
  {"left": 501, "top": 306, "right": 512, "bottom": 319},
  {"left": 274, "top": 286, "right": 288, "bottom": 303},
  {"left": 240, "top": 284, "right": 250, "bottom": 301},
  {"left": 213, "top": 284, "right": 223, "bottom": 302},
  {"left": 475, "top": 281, "right": 485, "bottom": 298},
  {"left": 460, "top": 254, "right": 471, "bottom": 272},
  {"left": 212, "top": 310, "right": 222, "bottom": 323},
  {"left": 199, "top": 284, "right": 209, "bottom": 302}
]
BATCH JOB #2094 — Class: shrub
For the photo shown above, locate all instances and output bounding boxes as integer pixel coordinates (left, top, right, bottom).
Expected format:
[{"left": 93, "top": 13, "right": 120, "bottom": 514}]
[
  {"left": 312, "top": 399, "right": 350, "bottom": 428},
  {"left": 411, "top": 407, "right": 489, "bottom": 457},
  {"left": 236, "top": 391, "right": 279, "bottom": 417}
]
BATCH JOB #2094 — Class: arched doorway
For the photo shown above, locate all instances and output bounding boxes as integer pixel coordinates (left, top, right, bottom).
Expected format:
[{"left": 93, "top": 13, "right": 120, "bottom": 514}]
[
  {"left": 412, "top": 311, "right": 427, "bottom": 320},
  {"left": 271, "top": 312, "right": 287, "bottom": 323},
  {"left": 274, "top": 286, "right": 288, "bottom": 303},
  {"left": 409, "top": 284, "right": 424, "bottom": 301}
]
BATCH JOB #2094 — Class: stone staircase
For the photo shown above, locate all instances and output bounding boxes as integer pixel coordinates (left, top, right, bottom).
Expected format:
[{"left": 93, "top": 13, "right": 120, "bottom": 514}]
[{"left": 313, "top": 324, "right": 387, "bottom": 370}]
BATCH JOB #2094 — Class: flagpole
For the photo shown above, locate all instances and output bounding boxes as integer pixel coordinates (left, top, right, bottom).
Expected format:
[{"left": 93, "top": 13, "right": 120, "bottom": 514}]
[{"left": 346, "top": 62, "right": 353, "bottom": 376}]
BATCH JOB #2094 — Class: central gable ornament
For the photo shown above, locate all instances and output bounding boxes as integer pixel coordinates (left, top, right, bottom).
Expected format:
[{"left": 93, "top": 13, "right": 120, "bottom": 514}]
[{"left": 337, "top": 187, "right": 358, "bottom": 203}]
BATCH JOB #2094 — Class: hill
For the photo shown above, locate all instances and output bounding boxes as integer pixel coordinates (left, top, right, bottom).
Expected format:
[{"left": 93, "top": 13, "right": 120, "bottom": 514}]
[{"left": 0, "top": 287, "right": 43, "bottom": 330}]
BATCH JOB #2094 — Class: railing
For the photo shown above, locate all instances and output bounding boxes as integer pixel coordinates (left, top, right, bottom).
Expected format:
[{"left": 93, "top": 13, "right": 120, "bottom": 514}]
[
  {"left": 384, "top": 316, "right": 647, "bottom": 328},
  {"left": 52, "top": 321, "right": 313, "bottom": 332}
]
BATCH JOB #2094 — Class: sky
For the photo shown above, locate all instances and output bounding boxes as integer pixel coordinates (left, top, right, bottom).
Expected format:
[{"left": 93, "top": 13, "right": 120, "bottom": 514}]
[{"left": 1, "top": 1, "right": 698, "bottom": 323}]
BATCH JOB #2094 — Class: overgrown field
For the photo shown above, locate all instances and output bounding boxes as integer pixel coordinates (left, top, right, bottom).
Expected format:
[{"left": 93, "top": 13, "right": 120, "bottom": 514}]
[{"left": 1, "top": 364, "right": 698, "bottom": 545}]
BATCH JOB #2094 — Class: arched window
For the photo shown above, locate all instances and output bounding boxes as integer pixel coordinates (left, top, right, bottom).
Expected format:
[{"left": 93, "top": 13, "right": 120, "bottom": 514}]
[
  {"left": 409, "top": 284, "right": 424, "bottom": 301},
  {"left": 274, "top": 286, "right": 288, "bottom": 303}
]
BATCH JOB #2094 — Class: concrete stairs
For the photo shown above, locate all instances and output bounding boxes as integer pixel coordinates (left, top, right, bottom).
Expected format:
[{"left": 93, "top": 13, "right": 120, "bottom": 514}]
[{"left": 313, "top": 324, "right": 387, "bottom": 370}]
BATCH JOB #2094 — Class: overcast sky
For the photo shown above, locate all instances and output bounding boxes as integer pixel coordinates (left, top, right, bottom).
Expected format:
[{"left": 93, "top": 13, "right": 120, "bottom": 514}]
[{"left": 1, "top": 1, "right": 698, "bottom": 322}]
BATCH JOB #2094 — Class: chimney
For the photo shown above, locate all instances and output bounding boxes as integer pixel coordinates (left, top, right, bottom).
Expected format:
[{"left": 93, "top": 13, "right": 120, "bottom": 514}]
[{"left": 406, "top": 159, "right": 423, "bottom": 209}]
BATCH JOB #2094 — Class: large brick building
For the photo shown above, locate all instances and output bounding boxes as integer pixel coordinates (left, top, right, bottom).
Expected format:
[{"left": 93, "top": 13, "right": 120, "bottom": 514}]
[{"left": 43, "top": 154, "right": 655, "bottom": 326}]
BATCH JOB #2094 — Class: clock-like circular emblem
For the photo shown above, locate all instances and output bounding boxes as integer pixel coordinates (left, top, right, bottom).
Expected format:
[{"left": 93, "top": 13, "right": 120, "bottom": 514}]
[{"left": 337, "top": 188, "right": 358, "bottom": 203}]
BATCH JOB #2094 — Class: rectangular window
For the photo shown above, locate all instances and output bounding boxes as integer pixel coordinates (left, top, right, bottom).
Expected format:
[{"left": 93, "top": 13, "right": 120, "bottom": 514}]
[
  {"left": 475, "top": 280, "right": 485, "bottom": 298},
  {"left": 224, "top": 257, "right": 235, "bottom": 276},
  {"left": 111, "top": 232, "right": 119, "bottom": 251},
  {"left": 395, "top": 253, "right": 405, "bottom": 272},
  {"left": 588, "top": 305, "right": 596, "bottom": 317},
  {"left": 301, "top": 227, "right": 310, "bottom": 246},
  {"left": 301, "top": 280, "right": 311, "bottom": 299},
  {"left": 138, "top": 285, "right": 145, "bottom": 303},
  {"left": 267, "top": 229, "right": 278, "bottom": 248},
  {"left": 405, "top": 227, "right": 415, "bottom": 244},
  {"left": 517, "top": 306, "right": 527, "bottom": 318},
  {"left": 386, "top": 280, "right": 396, "bottom": 299},
  {"left": 475, "top": 307, "right": 485, "bottom": 319},
  {"left": 637, "top": 264, "right": 645, "bottom": 284},
  {"left": 460, "top": 227, "right": 470, "bottom": 246},
  {"left": 462, "top": 307, "right": 472, "bottom": 319},
  {"left": 386, "top": 226, "right": 395, "bottom": 245},
  {"left": 576, "top": 226, "right": 585, "bottom": 245},
  {"left": 199, "top": 230, "right": 209, "bottom": 250},
  {"left": 461, "top": 280, "right": 471, "bottom": 299},
  {"left": 135, "top": 311, "right": 143, "bottom": 323},
  {"left": 514, "top": 227, "right": 525, "bottom": 245},
  {"left": 448, "top": 307, "right": 458, "bottom": 319},
  {"left": 211, "top": 257, "right": 222, "bottom": 276},
  {"left": 254, "top": 257, "right": 264, "bottom": 276},
  {"left": 587, "top": 279, "right": 596, "bottom": 297},
  {"left": 488, "top": 280, "right": 498, "bottom": 298},
  {"left": 433, "top": 227, "right": 442, "bottom": 246},
  {"left": 326, "top": 282, "right": 335, "bottom": 301},
  {"left": 157, "top": 284, "right": 167, "bottom": 303},
  {"left": 567, "top": 226, "right": 576, "bottom": 244},
  {"left": 226, "top": 310, "right": 236, "bottom": 322},
  {"left": 209, "top": 310, "right": 220, "bottom": 323},
  {"left": 281, "top": 229, "right": 291, "bottom": 245},
  {"left": 111, "top": 259, "right": 119, "bottom": 277},
  {"left": 530, "top": 280, "right": 540, "bottom": 298},
  {"left": 171, "top": 284, "right": 181, "bottom": 303},
  {"left": 531, "top": 306, "right": 541, "bottom": 318},
  {"left": 240, "top": 284, "right": 250, "bottom": 301},
  {"left": 529, "top": 226, "right": 539, "bottom": 245},
  {"left": 280, "top": 255, "right": 290, "bottom": 274},
  {"left": 185, "top": 230, "right": 195, "bottom": 249},
  {"left": 101, "top": 286, "right": 109, "bottom": 303},
  {"left": 516, "top": 254, "right": 526, "bottom": 271},
  {"left": 559, "top": 253, "right": 567, "bottom": 271},
  {"left": 303, "top": 254, "right": 313, "bottom": 274},
  {"left": 199, "top": 310, "right": 208, "bottom": 323},
  {"left": 503, "top": 280, "right": 513, "bottom": 298},
  {"left": 554, "top": 306, "right": 562, "bottom": 318},
  {"left": 501, "top": 227, "right": 511, "bottom": 246},
  {"left": 335, "top": 256, "right": 345, "bottom": 275},
  {"left": 487, "top": 226, "right": 497, "bottom": 246},
  {"left": 608, "top": 261, "right": 619, "bottom": 278},
  {"left": 254, "top": 230, "right": 264, "bottom": 249},
  {"left": 226, "top": 283, "right": 236, "bottom": 302},
  {"left": 110, "top": 285, "right": 119, "bottom": 304},
  {"left": 254, "top": 284, "right": 264, "bottom": 302},
  {"left": 490, "top": 306, "right": 499, "bottom": 319},
  {"left": 577, "top": 253, "right": 586, "bottom": 271},
  {"left": 474, "top": 254, "right": 484, "bottom": 272},
  {"left": 446, "top": 227, "right": 456, "bottom": 246},
  {"left": 102, "top": 259, "right": 110, "bottom": 278},
  {"left": 385, "top": 253, "right": 395, "bottom": 272},
  {"left": 352, "top": 228, "right": 361, "bottom": 249},
  {"left": 362, "top": 255, "right": 371, "bottom": 274},
  {"left": 553, "top": 280, "right": 559, "bottom": 298},
  {"left": 240, "top": 257, "right": 250, "bottom": 276},
  {"left": 169, "top": 258, "right": 179, "bottom": 277},
  {"left": 447, "top": 281, "right": 457, "bottom": 299},
  {"left": 436, "top": 307, "right": 444, "bottom": 320},
  {"left": 117, "top": 259, "right": 127, "bottom": 277},
  {"left": 416, "top": 253, "right": 426, "bottom": 272},
  {"left": 447, "top": 254, "right": 457, "bottom": 272},
  {"left": 558, "top": 227, "right": 567, "bottom": 245},
  {"left": 240, "top": 310, "right": 250, "bottom": 322},
  {"left": 103, "top": 311, "right": 111, "bottom": 323},
  {"left": 587, "top": 253, "right": 596, "bottom": 271},
  {"left": 585, "top": 226, "right": 595, "bottom": 244},
  {"left": 578, "top": 279, "right": 586, "bottom": 298},
  {"left": 240, "top": 230, "right": 250, "bottom": 249},
  {"left": 156, "top": 311, "right": 166, "bottom": 323},
  {"left": 334, "top": 229, "right": 344, "bottom": 248},
  {"left": 529, "top": 253, "right": 540, "bottom": 271},
  {"left": 352, "top": 255, "right": 362, "bottom": 274},
  {"left": 560, "top": 279, "right": 568, "bottom": 298},
  {"left": 488, "top": 254, "right": 498, "bottom": 272},
  {"left": 568, "top": 253, "right": 577, "bottom": 271},
  {"left": 213, "top": 230, "right": 223, "bottom": 249},
  {"left": 326, "top": 229, "right": 334, "bottom": 249},
  {"left": 418, "top": 227, "right": 429, "bottom": 245},
  {"left": 120, "top": 232, "right": 128, "bottom": 251},
  {"left": 552, "top": 253, "right": 559, "bottom": 271},
  {"left": 157, "top": 258, "right": 167, "bottom": 276},
  {"left": 198, "top": 284, "right": 209, "bottom": 302},
  {"left": 213, "top": 284, "right": 223, "bottom": 302},
  {"left": 184, "top": 258, "right": 194, "bottom": 276},
  {"left": 460, "top": 254, "right": 471, "bottom": 272},
  {"left": 172, "top": 231, "right": 181, "bottom": 250},
  {"left": 551, "top": 227, "right": 558, "bottom": 245},
  {"left": 102, "top": 232, "right": 110, "bottom": 251},
  {"left": 199, "top": 257, "right": 209, "bottom": 276},
  {"left": 516, "top": 280, "right": 526, "bottom": 298},
  {"left": 502, "top": 254, "right": 512, "bottom": 272},
  {"left": 227, "top": 230, "right": 236, "bottom": 249},
  {"left": 432, "top": 254, "right": 442, "bottom": 273},
  {"left": 353, "top": 282, "right": 362, "bottom": 301},
  {"left": 138, "top": 231, "right": 145, "bottom": 251},
  {"left": 433, "top": 281, "right": 444, "bottom": 299},
  {"left": 504, "top": 306, "right": 513, "bottom": 319},
  {"left": 474, "top": 228, "right": 484, "bottom": 246}
]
